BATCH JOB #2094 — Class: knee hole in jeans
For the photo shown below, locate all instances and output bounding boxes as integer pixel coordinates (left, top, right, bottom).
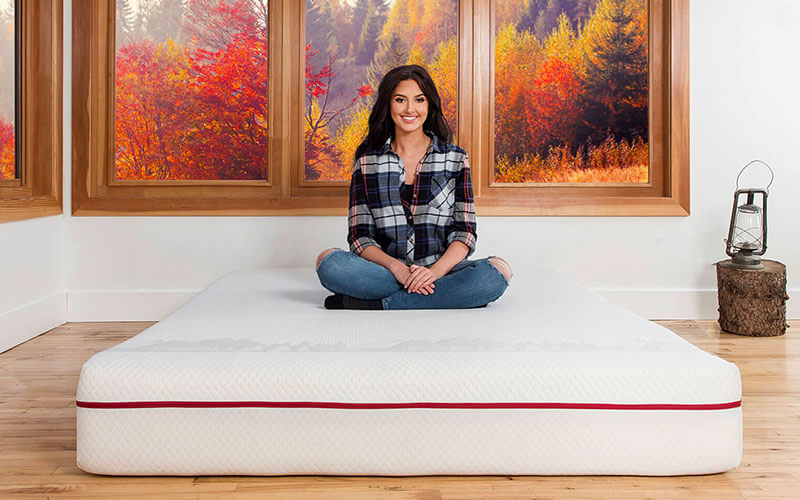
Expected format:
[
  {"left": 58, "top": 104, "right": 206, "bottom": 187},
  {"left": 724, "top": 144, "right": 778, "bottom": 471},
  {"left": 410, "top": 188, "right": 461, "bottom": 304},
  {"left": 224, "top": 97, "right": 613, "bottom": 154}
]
[
  {"left": 488, "top": 257, "right": 513, "bottom": 282},
  {"left": 316, "top": 248, "right": 340, "bottom": 270}
]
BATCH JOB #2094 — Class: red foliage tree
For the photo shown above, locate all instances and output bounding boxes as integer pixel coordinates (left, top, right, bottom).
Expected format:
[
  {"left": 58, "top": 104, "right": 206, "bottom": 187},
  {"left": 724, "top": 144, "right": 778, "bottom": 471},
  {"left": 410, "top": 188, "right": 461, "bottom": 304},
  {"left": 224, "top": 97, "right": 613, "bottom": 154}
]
[
  {"left": 524, "top": 57, "right": 584, "bottom": 153},
  {"left": 185, "top": 30, "right": 269, "bottom": 180}
]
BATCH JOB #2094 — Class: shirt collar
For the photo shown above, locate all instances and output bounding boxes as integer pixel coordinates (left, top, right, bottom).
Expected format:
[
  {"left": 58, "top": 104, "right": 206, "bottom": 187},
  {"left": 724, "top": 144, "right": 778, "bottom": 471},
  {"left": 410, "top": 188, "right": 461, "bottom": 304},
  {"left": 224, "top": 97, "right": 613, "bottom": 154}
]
[{"left": 381, "top": 131, "right": 440, "bottom": 156}]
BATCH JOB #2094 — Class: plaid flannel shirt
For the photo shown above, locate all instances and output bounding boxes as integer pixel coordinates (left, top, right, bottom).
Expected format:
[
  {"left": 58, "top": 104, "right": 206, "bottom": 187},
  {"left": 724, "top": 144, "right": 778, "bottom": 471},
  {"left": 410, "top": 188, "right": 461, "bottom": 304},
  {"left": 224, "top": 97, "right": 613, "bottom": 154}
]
[{"left": 348, "top": 133, "right": 477, "bottom": 267}]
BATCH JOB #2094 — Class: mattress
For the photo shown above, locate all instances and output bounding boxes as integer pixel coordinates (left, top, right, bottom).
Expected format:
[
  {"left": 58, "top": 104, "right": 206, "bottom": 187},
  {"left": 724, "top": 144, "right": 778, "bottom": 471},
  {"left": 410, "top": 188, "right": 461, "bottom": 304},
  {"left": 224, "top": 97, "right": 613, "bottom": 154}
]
[{"left": 76, "top": 267, "right": 742, "bottom": 476}]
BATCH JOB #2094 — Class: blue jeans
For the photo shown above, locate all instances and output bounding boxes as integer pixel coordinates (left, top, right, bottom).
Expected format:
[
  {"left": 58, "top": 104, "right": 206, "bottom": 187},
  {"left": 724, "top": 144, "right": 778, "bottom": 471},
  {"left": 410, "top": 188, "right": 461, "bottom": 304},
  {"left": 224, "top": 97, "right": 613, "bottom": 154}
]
[{"left": 315, "top": 249, "right": 510, "bottom": 310}]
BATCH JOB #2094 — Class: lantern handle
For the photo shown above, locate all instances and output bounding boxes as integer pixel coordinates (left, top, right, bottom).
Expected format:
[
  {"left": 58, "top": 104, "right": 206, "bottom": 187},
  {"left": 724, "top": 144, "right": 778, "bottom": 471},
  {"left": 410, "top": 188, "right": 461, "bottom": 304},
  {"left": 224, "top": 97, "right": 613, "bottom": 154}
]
[{"left": 736, "top": 159, "right": 774, "bottom": 193}]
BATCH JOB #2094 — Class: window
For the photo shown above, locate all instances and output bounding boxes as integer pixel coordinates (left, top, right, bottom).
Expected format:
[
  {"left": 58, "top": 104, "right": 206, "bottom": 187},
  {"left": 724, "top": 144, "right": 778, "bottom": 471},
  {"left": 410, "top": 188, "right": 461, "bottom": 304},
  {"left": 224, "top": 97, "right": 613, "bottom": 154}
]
[
  {"left": 114, "top": 0, "right": 269, "bottom": 182},
  {"left": 72, "top": 0, "right": 688, "bottom": 216},
  {"left": 494, "top": 0, "right": 648, "bottom": 184},
  {"left": 0, "top": 0, "right": 62, "bottom": 224},
  {"left": 303, "top": 0, "right": 458, "bottom": 182}
]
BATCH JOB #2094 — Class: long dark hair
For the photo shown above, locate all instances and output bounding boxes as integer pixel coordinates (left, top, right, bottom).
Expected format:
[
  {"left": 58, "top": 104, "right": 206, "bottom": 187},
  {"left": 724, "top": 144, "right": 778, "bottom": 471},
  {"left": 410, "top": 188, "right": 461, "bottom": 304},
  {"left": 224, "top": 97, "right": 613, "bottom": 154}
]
[{"left": 353, "top": 65, "right": 453, "bottom": 162}]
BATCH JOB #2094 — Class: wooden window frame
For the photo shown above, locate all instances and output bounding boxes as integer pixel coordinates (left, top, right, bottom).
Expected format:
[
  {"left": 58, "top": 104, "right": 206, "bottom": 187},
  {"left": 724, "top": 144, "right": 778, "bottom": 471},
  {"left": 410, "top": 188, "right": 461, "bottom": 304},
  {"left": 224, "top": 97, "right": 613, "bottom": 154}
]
[
  {"left": 0, "top": 0, "right": 63, "bottom": 224},
  {"left": 72, "top": 0, "right": 688, "bottom": 217}
]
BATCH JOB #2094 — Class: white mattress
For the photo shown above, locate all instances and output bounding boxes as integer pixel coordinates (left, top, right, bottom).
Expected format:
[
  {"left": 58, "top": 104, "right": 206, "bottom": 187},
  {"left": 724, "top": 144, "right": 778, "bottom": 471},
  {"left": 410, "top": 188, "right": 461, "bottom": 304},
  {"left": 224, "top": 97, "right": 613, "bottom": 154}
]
[{"left": 76, "top": 267, "right": 742, "bottom": 476}]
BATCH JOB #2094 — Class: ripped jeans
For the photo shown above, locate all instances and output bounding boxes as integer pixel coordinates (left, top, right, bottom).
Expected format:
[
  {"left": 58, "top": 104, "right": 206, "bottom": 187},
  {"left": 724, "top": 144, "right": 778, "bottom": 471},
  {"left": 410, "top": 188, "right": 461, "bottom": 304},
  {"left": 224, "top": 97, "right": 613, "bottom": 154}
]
[{"left": 315, "top": 249, "right": 510, "bottom": 310}]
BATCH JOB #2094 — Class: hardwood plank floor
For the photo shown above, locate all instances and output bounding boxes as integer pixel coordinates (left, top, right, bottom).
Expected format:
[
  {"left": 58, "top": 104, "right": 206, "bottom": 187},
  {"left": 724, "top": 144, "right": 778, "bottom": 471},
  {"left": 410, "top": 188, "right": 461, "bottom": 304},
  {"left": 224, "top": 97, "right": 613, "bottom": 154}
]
[{"left": 0, "top": 320, "right": 797, "bottom": 499}]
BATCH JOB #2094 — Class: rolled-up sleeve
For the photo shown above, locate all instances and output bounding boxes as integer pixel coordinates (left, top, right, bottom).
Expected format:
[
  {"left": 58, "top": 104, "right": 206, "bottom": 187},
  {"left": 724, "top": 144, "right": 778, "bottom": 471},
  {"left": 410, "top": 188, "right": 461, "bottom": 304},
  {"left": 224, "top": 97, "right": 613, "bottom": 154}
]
[
  {"left": 446, "top": 154, "right": 477, "bottom": 257},
  {"left": 347, "top": 161, "right": 380, "bottom": 255}
]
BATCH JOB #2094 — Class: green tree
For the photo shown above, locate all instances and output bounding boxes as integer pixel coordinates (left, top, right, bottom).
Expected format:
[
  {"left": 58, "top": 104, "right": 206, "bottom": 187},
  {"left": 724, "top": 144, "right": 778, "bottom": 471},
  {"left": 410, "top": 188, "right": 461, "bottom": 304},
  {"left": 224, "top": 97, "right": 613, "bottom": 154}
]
[
  {"left": 367, "top": 32, "right": 404, "bottom": 93},
  {"left": 306, "top": 0, "right": 336, "bottom": 66},
  {"left": 116, "top": 0, "right": 136, "bottom": 48},
  {"left": 133, "top": 0, "right": 155, "bottom": 39},
  {"left": 351, "top": 0, "right": 370, "bottom": 48},
  {"left": 582, "top": 0, "right": 647, "bottom": 142},
  {"left": 356, "top": 2, "right": 383, "bottom": 65},
  {"left": 146, "top": 0, "right": 186, "bottom": 46}
]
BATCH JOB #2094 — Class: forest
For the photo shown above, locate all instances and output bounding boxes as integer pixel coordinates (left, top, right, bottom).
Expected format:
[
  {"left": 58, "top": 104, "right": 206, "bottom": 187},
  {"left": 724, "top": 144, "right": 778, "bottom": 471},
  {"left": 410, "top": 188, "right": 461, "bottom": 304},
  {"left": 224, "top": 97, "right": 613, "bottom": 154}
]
[
  {"left": 494, "top": 0, "right": 648, "bottom": 183},
  {"left": 50, "top": 0, "right": 648, "bottom": 184},
  {"left": 305, "top": 0, "right": 648, "bottom": 183}
]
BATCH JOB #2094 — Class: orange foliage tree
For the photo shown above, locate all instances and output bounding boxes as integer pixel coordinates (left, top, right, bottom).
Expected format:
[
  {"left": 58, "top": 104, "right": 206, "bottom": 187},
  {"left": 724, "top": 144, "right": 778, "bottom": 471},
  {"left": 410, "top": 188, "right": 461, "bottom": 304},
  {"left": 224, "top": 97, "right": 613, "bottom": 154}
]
[
  {"left": 525, "top": 57, "right": 584, "bottom": 152},
  {"left": 115, "top": 39, "right": 194, "bottom": 180},
  {"left": 0, "top": 118, "right": 13, "bottom": 180}
]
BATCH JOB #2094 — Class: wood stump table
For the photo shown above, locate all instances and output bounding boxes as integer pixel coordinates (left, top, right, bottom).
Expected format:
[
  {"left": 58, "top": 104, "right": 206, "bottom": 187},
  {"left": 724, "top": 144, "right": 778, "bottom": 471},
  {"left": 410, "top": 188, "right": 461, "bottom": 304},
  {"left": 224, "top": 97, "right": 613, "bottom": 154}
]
[{"left": 716, "top": 259, "right": 789, "bottom": 336}]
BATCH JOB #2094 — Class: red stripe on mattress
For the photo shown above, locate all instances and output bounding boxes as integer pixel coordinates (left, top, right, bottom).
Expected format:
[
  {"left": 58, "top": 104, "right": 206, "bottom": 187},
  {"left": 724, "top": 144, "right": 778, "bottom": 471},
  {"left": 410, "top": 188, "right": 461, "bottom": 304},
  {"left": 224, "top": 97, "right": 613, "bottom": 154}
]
[{"left": 75, "top": 400, "right": 742, "bottom": 411}]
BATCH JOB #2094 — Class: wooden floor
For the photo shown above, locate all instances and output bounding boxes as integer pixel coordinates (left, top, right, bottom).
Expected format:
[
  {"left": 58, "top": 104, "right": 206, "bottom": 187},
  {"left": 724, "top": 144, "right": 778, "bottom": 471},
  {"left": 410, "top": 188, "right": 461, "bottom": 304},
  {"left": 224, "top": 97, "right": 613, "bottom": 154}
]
[{"left": 0, "top": 320, "right": 798, "bottom": 499}]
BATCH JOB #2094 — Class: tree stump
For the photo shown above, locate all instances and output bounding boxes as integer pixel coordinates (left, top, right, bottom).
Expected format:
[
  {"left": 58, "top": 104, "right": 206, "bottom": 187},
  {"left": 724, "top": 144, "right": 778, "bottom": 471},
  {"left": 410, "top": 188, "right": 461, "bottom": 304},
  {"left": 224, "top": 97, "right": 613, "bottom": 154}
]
[{"left": 716, "top": 259, "right": 789, "bottom": 337}]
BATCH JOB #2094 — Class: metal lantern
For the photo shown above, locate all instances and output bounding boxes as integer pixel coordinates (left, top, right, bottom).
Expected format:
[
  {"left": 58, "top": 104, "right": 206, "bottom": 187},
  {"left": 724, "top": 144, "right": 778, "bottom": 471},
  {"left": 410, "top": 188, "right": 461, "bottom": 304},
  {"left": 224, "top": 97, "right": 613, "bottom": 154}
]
[{"left": 725, "top": 160, "right": 774, "bottom": 270}]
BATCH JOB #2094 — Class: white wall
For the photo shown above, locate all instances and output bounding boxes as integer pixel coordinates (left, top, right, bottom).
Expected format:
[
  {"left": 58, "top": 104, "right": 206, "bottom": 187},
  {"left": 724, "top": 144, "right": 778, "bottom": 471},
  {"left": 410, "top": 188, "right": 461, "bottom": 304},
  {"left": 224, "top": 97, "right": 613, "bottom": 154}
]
[
  {"left": 0, "top": 216, "right": 66, "bottom": 352},
  {"left": 60, "top": 0, "right": 800, "bottom": 321}
]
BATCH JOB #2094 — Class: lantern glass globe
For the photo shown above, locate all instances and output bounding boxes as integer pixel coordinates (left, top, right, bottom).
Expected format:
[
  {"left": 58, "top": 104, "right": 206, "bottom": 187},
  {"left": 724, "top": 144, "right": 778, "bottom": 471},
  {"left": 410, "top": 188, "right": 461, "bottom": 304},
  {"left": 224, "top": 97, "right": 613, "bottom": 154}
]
[{"left": 732, "top": 204, "right": 763, "bottom": 251}]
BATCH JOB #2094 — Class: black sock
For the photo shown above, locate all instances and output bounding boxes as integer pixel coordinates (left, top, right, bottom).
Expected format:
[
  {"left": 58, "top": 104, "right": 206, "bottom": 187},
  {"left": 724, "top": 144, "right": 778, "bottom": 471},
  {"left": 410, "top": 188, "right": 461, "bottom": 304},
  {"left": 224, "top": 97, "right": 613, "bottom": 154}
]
[
  {"left": 342, "top": 294, "right": 383, "bottom": 310},
  {"left": 324, "top": 294, "right": 383, "bottom": 310},
  {"left": 324, "top": 294, "right": 344, "bottom": 309}
]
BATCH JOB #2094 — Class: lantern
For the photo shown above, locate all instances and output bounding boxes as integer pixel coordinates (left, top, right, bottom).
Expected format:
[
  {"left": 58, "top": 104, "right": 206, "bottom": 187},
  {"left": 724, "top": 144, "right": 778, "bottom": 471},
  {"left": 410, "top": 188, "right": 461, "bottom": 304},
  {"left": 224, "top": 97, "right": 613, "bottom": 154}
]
[{"left": 725, "top": 160, "right": 773, "bottom": 270}]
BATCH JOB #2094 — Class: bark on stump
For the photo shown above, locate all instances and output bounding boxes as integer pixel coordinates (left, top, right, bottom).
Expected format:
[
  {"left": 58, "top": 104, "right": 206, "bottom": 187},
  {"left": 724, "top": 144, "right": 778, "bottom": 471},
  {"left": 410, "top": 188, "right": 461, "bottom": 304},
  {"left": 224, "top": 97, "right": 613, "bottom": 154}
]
[{"left": 716, "top": 259, "right": 789, "bottom": 337}]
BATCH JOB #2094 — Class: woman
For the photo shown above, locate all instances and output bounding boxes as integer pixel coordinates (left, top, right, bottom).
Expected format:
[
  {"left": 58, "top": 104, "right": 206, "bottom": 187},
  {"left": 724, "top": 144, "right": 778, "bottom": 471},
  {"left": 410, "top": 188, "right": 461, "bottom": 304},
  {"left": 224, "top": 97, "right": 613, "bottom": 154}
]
[{"left": 315, "top": 65, "right": 512, "bottom": 310}]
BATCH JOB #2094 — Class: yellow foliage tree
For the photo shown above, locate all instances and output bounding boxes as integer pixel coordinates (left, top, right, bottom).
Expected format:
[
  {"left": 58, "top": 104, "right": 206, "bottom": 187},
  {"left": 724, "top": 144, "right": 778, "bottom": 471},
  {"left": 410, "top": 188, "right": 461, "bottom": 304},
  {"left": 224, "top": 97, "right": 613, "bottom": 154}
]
[
  {"left": 494, "top": 23, "right": 543, "bottom": 160},
  {"left": 305, "top": 99, "right": 341, "bottom": 181},
  {"left": 334, "top": 103, "right": 370, "bottom": 180},
  {"left": 405, "top": 43, "right": 426, "bottom": 66},
  {"left": 544, "top": 13, "right": 584, "bottom": 76},
  {"left": 428, "top": 37, "right": 458, "bottom": 134}
]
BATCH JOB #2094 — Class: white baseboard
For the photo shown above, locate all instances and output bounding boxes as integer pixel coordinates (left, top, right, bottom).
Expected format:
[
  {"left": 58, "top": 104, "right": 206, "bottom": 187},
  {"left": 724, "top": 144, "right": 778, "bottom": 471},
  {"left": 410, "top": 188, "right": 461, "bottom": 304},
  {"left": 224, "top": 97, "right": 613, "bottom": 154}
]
[
  {"left": 65, "top": 288, "right": 799, "bottom": 323},
  {"left": 0, "top": 293, "right": 67, "bottom": 353},
  {"left": 67, "top": 290, "right": 200, "bottom": 322}
]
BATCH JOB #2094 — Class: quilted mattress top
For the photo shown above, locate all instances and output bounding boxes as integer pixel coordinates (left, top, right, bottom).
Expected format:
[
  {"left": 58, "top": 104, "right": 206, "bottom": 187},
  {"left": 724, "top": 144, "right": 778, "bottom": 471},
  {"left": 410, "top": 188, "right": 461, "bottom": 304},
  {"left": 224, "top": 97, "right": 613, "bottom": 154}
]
[{"left": 77, "top": 267, "right": 741, "bottom": 406}]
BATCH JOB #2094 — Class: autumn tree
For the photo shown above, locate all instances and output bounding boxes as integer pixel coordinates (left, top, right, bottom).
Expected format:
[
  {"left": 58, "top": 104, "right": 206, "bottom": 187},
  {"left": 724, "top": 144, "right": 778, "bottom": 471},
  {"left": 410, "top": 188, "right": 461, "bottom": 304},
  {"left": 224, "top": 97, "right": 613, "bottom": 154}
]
[
  {"left": 525, "top": 57, "right": 584, "bottom": 152},
  {"left": 115, "top": 39, "right": 194, "bottom": 180},
  {"left": 494, "top": 23, "right": 543, "bottom": 161},
  {"left": 115, "top": 0, "right": 270, "bottom": 181},
  {"left": 186, "top": 28, "right": 270, "bottom": 179},
  {"left": 305, "top": 46, "right": 373, "bottom": 180},
  {"left": 0, "top": 0, "right": 15, "bottom": 167},
  {"left": 184, "top": 0, "right": 266, "bottom": 52},
  {"left": 0, "top": 119, "right": 13, "bottom": 180},
  {"left": 428, "top": 38, "right": 458, "bottom": 135}
]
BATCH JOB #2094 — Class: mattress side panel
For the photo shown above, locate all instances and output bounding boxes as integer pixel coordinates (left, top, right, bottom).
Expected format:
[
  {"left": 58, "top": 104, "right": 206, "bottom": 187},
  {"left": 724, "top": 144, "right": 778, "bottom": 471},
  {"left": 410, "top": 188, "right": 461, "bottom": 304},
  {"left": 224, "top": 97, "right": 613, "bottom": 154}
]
[{"left": 76, "top": 406, "right": 743, "bottom": 476}]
